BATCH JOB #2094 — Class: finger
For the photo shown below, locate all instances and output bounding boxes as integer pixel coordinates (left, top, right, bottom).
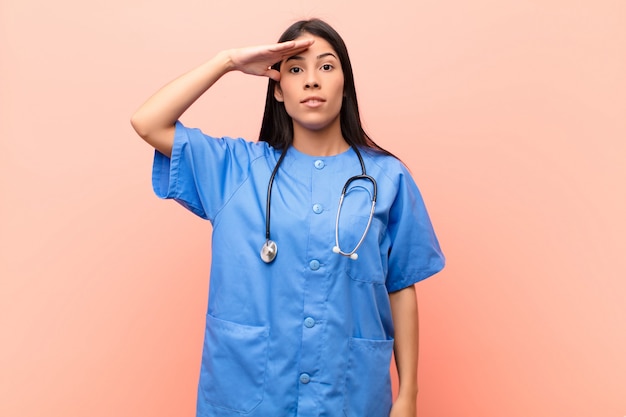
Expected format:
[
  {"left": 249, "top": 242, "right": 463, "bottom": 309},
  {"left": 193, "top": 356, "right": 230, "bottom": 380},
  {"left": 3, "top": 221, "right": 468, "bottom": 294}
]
[
  {"left": 286, "top": 39, "right": 315, "bottom": 56},
  {"left": 291, "top": 38, "right": 315, "bottom": 49},
  {"left": 270, "top": 39, "right": 315, "bottom": 65},
  {"left": 265, "top": 68, "right": 281, "bottom": 81},
  {"left": 268, "top": 38, "right": 315, "bottom": 53}
]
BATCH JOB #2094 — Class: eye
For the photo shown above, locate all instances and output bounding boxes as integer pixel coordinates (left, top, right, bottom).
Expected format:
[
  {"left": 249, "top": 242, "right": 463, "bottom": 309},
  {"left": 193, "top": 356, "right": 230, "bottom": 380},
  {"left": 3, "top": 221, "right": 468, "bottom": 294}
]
[
  {"left": 289, "top": 67, "right": 303, "bottom": 74},
  {"left": 321, "top": 64, "right": 333, "bottom": 71}
]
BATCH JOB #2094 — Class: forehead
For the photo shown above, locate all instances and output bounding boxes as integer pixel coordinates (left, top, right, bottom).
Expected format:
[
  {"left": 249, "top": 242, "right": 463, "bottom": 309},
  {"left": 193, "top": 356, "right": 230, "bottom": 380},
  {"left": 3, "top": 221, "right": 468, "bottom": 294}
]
[{"left": 288, "top": 35, "right": 339, "bottom": 61}]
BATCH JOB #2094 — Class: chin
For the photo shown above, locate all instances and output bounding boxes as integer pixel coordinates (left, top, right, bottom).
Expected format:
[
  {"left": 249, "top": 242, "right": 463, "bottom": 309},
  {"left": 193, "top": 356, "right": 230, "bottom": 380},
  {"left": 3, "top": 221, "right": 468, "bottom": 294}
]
[{"left": 295, "top": 116, "right": 341, "bottom": 133}]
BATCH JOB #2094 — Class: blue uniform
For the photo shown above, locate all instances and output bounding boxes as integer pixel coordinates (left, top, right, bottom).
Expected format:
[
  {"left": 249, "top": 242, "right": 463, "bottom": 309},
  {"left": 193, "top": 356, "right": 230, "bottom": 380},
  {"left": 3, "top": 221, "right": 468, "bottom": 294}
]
[{"left": 152, "top": 121, "right": 445, "bottom": 417}]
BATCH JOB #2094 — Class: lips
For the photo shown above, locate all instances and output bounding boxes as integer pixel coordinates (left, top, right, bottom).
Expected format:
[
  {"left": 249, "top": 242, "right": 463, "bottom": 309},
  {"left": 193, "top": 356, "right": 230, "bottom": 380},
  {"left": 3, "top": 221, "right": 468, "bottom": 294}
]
[{"left": 301, "top": 96, "right": 326, "bottom": 108}]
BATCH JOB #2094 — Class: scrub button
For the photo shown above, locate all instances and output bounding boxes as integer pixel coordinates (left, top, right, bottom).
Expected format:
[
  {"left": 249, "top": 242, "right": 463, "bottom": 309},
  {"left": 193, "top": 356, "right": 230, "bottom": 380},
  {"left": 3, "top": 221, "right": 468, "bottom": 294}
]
[
  {"left": 304, "top": 317, "right": 315, "bottom": 328},
  {"left": 312, "top": 204, "right": 323, "bottom": 214},
  {"left": 314, "top": 160, "right": 325, "bottom": 169},
  {"left": 299, "top": 373, "right": 311, "bottom": 384},
  {"left": 309, "top": 260, "right": 320, "bottom": 270}
]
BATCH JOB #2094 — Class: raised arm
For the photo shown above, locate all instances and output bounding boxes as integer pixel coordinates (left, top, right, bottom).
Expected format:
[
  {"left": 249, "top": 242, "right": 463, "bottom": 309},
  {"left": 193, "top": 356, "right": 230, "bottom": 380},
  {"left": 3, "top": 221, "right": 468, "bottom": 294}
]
[{"left": 130, "top": 39, "right": 315, "bottom": 157}]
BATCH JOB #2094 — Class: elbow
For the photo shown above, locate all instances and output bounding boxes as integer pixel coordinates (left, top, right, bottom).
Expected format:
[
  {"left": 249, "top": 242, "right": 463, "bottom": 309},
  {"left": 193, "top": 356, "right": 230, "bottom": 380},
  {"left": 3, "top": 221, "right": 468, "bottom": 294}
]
[
  {"left": 130, "top": 113, "right": 150, "bottom": 139},
  {"left": 129, "top": 113, "right": 175, "bottom": 157}
]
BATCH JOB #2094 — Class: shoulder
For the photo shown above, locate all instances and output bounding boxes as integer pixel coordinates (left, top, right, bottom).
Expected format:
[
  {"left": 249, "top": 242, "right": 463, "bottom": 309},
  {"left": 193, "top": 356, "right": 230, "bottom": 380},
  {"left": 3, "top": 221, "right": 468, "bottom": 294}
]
[
  {"left": 174, "top": 121, "right": 273, "bottom": 159},
  {"left": 361, "top": 148, "right": 411, "bottom": 186}
]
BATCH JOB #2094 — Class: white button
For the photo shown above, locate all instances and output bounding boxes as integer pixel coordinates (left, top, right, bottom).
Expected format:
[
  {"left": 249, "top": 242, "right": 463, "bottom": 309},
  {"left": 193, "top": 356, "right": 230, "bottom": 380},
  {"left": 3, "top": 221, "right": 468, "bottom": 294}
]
[
  {"left": 299, "top": 373, "right": 311, "bottom": 384},
  {"left": 312, "top": 204, "right": 323, "bottom": 214},
  {"left": 314, "top": 160, "right": 325, "bottom": 169},
  {"left": 304, "top": 317, "right": 315, "bottom": 328}
]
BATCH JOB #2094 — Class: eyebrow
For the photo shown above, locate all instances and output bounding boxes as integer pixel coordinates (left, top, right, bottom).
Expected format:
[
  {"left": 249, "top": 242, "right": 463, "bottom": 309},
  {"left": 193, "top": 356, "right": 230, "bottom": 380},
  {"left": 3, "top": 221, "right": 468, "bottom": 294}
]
[{"left": 286, "top": 52, "right": 338, "bottom": 62}]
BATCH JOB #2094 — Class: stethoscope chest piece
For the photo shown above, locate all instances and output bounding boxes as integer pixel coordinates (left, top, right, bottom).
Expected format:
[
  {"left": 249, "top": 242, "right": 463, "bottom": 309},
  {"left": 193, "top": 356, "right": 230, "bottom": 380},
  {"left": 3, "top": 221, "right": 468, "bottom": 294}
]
[{"left": 260, "top": 240, "right": 278, "bottom": 263}]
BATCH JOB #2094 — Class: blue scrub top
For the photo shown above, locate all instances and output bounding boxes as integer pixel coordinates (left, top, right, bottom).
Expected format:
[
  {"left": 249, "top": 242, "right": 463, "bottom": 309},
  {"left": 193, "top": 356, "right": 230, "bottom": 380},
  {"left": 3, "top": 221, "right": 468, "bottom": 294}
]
[{"left": 152, "top": 121, "right": 445, "bottom": 417}]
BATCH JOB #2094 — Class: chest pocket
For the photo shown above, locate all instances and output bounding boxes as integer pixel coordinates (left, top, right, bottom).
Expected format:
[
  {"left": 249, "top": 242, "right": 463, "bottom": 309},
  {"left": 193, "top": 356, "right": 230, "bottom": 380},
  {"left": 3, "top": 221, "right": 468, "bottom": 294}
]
[
  {"left": 336, "top": 183, "right": 387, "bottom": 284},
  {"left": 340, "top": 213, "right": 387, "bottom": 284}
]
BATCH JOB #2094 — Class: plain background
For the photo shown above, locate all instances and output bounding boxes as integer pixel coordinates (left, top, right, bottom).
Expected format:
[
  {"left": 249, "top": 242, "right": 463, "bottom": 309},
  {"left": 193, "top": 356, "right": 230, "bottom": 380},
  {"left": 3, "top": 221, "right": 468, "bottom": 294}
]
[{"left": 1, "top": 0, "right": 625, "bottom": 416}]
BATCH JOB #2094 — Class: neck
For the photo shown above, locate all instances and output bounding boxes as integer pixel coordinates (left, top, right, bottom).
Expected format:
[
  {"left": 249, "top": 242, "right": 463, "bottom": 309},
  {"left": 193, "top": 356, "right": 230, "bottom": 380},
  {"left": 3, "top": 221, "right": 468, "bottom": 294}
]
[{"left": 291, "top": 119, "right": 349, "bottom": 157}]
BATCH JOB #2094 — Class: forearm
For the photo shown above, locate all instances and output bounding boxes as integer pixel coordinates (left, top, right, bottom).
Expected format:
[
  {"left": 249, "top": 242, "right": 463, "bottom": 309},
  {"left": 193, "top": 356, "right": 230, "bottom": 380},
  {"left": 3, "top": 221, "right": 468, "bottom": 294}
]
[
  {"left": 389, "top": 284, "right": 419, "bottom": 399},
  {"left": 130, "top": 39, "right": 314, "bottom": 156},
  {"left": 130, "top": 50, "right": 234, "bottom": 156}
]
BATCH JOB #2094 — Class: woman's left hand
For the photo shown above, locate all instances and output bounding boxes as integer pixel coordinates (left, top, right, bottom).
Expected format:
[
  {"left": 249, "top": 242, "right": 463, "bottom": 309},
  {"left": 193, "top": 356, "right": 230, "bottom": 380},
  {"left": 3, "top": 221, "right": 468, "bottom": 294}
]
[{"left": 389, "top": 395, "right": 417, "bottom": 417}]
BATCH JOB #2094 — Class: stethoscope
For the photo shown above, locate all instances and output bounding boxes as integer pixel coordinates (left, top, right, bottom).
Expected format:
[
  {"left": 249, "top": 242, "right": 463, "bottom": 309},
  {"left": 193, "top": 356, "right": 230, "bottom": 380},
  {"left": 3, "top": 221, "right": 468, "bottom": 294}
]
[{"left": 260, "top": 146, "right": 377, "bottom": 263}]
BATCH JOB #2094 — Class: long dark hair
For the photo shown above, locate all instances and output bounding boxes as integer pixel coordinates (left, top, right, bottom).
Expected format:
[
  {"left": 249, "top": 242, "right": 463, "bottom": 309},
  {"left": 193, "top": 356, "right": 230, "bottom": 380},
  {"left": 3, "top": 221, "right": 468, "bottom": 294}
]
[{"left": 258, "top": 19, "right": 394, "bottom": 157}]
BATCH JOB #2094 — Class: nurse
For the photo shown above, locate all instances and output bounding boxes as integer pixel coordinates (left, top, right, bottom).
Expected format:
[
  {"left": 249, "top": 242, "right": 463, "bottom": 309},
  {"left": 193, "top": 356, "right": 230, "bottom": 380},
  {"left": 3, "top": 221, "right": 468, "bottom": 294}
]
[{"left": 131, "top": 18, "right": 444, "bottom": 417}]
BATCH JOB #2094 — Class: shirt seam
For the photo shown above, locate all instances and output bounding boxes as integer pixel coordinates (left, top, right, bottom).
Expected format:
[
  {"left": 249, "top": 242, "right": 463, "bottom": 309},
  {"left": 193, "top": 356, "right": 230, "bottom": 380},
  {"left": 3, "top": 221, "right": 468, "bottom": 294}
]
[{"left": 211, "top": 152, "right": 267, "bottom": 226}]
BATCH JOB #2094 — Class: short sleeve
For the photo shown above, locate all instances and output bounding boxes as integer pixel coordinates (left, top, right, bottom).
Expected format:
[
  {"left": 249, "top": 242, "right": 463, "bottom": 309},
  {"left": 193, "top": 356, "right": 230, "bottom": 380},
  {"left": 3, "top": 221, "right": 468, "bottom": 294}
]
[
  {"left": 385, "top": 166, "right": 445, "bottom": 292},
  {"left": 152, "top": 121, "right": 264, "bottom": 221}
]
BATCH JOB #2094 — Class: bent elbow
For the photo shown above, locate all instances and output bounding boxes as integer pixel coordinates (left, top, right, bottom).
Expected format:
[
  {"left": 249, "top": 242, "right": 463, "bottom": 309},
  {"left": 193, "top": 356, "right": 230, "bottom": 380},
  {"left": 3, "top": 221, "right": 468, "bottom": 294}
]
[
  {"left": 130, "top": 113, "right": 150, "bottom": 139},
  {"left": 129, "top": 114, "right": 175, "bottom": 157}
]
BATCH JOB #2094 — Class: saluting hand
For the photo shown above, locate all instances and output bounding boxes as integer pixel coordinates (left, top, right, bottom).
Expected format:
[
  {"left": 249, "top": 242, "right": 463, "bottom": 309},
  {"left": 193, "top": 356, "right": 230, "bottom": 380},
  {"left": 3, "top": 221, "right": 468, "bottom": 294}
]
[
  {"left": 227, "top": 38, "right": 315, "bottom": 81},
  {"left": 131, "top": 38, "right": 314, "bottom": 157}
]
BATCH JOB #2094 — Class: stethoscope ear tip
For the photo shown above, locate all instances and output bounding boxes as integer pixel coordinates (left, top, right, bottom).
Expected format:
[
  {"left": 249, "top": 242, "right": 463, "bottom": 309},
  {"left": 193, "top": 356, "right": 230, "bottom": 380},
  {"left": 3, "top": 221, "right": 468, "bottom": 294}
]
[{"left": 333, "top": 246, "right": 358, "bottom": 260}]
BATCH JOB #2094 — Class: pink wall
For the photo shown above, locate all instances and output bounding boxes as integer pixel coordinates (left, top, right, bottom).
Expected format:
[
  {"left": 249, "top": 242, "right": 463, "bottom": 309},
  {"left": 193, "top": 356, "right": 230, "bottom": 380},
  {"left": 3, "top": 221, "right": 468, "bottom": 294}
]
[{"left": 1, "top": 1, "right": 625, "bottom": 416}]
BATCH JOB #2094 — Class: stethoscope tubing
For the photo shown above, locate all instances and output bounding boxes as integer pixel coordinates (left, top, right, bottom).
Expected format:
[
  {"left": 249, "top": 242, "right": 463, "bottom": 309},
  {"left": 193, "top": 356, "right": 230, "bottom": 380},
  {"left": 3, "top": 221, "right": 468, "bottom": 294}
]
[
  {"left": 261, "top": 145, "right": 377, "bottom": 263},
  {"left": 333, "top": 187, "right": 376, "bottom": 260},
  {"left": 265, "top": 149, "right": 288, "bottom": 241}
]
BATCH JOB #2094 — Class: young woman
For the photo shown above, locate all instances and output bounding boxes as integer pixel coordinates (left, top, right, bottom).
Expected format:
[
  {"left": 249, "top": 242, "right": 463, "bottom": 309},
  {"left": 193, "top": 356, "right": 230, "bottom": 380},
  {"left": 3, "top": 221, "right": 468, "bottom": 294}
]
[{"left": 131, "top": 18, "right": 444, "bottom": 417}]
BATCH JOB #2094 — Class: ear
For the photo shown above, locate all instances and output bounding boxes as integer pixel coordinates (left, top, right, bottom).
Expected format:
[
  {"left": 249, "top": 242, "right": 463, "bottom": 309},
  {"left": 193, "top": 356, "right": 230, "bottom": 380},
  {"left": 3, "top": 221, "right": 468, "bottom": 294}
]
[{"left": 274, "top": 83, "right": 284, "bottom": 102}]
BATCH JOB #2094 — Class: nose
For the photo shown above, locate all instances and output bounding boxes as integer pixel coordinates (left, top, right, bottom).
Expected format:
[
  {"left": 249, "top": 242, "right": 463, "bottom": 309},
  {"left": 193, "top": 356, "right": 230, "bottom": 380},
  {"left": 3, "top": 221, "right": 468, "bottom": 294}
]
[{"left": 304, "top": 79, "right": 320, "bottom": 89}]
